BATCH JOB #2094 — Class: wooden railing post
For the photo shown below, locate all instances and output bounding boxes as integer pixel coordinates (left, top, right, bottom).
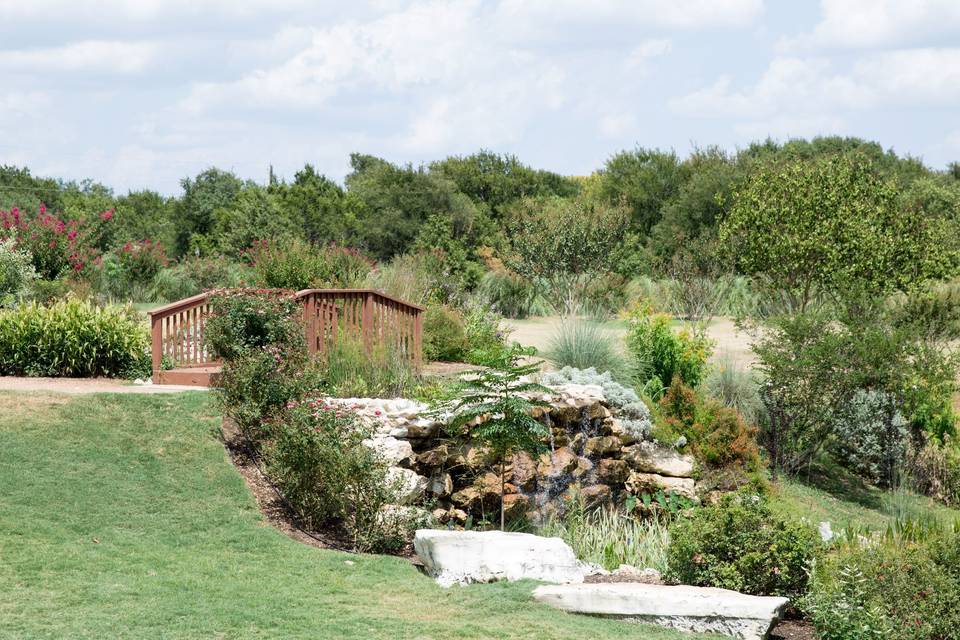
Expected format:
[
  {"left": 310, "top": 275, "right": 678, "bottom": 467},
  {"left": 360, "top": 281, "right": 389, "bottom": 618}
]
[
  {"left": 413, "top": 308, "right": 423, "bottom": 368},
  {"left": 362, "top": 291, "right": 374, "bottom": 354},
  {"left": 303, "top": 293, "right": 317, "bottom": 355},
  {"left": 151, "top": 314, "right": 163, "bottom": 384}
]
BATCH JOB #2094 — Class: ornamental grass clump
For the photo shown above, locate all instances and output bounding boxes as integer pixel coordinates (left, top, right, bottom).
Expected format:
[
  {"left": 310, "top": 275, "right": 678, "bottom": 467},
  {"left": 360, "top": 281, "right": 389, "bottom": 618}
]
[{"left": 0, "top": 298, "right": 149, "bottom": 378}]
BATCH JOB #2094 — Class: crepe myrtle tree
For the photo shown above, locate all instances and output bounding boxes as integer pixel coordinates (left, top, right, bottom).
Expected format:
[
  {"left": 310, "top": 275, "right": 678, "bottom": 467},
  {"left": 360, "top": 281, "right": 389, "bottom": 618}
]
[
  {"left": 721, "top": 153, "right": 956, "bottom": 314},
  {"left": 438, "top": 344, "right": 551, "bottom": 530},
  {"left": 504, "top": 194, "right": 629, "bottom": 317}
]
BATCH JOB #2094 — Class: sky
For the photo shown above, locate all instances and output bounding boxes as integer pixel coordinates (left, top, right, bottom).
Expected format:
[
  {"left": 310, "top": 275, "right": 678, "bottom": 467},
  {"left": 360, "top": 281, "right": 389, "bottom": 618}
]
[{"left": 1, "top": 0, "right": 959, "bottom": 195}]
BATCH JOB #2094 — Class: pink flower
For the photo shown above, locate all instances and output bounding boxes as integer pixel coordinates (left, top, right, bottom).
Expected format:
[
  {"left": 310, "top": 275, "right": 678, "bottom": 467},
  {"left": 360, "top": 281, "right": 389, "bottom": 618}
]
[{"left": 99, "top": 209, "right": 113, "bottom": 221}]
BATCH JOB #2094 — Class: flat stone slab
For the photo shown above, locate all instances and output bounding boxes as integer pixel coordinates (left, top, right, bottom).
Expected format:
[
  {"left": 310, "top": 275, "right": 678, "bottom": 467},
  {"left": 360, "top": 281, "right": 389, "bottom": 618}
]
[
  {"left": 414, "top": 529, "right": 584, "bottom": 587},
  {"left": 532, "top": 583, "right": 788, "bottom": 640}
]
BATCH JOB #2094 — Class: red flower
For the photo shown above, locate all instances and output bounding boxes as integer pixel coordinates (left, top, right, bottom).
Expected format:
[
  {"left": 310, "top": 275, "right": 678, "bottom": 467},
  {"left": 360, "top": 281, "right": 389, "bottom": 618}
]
[{"left": 99, "top": 209, "right": 114, "bottom": 221}]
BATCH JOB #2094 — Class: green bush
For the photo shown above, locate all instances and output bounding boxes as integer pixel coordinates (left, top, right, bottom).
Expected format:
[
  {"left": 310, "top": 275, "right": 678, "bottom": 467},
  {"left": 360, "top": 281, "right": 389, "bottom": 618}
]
[
  {"left": 806, "top": 531, "right": 960, "bottom": 640},
  {"left": 423, "top": 304, "right": 468, "bottom": 362},
  {"left": 0, "top": 238, "right": 36, "bottom": 306},
  {"left": 546, "top": 320, "right": 626, "bottom": 380},
  {"left": 322, "top": 338, "right": 419, "bottom": 398},
  {"left": 461, "top": 300, "right": 510, "bottom": 365},
  {"left": 476, "top": 267, "right": 549, "bottom": 319},
  {"left": 204, "top": 289, "right": 304, "bottom": 362},
  {"left": 247, "top": 239, "right": 373, "bottom": 291},
  {"left": 266, "top": 397, "right": 410, "bottom": 552},
  {"left": 665, "top": 492, "right": 819, "bottom": 598},
  {"left": 906, "top": 436, "right": 960, "bottom": 508},
  {"left": 0, "top": 298, "right": 149, "bottom": 378},
  {"left": 150, "top": 256, "right": 252, "bottom": 302},
  {"left": 626, "top": 303, "right": 712, "bottom": 394}
]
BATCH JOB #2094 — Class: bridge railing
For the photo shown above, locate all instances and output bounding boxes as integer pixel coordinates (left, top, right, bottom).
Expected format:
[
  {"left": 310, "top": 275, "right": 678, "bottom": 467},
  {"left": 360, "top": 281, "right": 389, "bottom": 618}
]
[{"left": 147, "top": 289, "right": 423, "bottom": 384}]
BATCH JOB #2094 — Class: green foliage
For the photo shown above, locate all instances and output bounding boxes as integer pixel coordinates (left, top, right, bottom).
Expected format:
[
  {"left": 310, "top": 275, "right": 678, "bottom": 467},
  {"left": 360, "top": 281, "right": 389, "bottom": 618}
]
[
  {"left": 213, "top": 186, "right": 297, "bottom": 257},
  {"left": 267, "top": 398, "right": 409, "bottom": 552},
  {"left": 504, "top": 194, "right": 629, "bottom": 316},
  {"left": 538, "top": 495, "right": 671, "bottom": 572},
  {"left": 475, "top": 266, "right": 550, "bottom": 319},
  {"left": 658, "top": 378, "right": 762, "bottom": 472},
  {"left": 722, "top": 154, "right": 956, "bottom": 312},
  {"left": 546, "top": 320, "right": 626, "bottom": 380},
  {"left": 149, "top": 256, "right": 251, "bottom": 302},
  {"left": 247, "top": 239, "right": 373, "bottom": 291},
  {"left": 364, "top": 251, "right": 450, "bottom": 306},
  {"left": 422, "top": 304, "right": 468, "bottom": 362},
  {"left": 541, "top": 366, "right": 653, "bottom": 439},
  {"left": 439, "top": 345, "right": 551, "bottom": 529},
  {"left": 176, "top": 168, "right": 246, "bottom": 257},
  {"left": 625, "top": 303, "right": 712, "bottom": 393},
  {"left": 461, "top": 300, "right": 510, "bottom": 365},
  {"left": 600, "top": 147, "right": 686, "bottom": 234},
  {"left": 806, "top": 530, "right": 960, "bottom": 640},
  {"left": 270, "top": 164, "right": 358, "bottom": 245},
  {"left": 204, "top": 288, "right": 304, "bottom": 362},
  {"left": 906, "top": 436, "right": 960, "bottom": 508},
  {"left": 0, "top": 298, "right": 149, "bottom": 378},
  {"left": 666, "top": 492, "right": 820, "bottom": 598},
  {"left": 0, "top": 238, "right": 36, "bottom": 306},
  {"left": 321, "top": 338, "right": 419, "bottom": 399}
]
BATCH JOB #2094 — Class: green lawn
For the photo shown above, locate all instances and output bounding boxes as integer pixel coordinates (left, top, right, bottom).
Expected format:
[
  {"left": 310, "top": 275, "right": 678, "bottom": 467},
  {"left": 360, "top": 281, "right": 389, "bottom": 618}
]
[{"left": 0, "top": 391, "right": 703, "bottom": 640}]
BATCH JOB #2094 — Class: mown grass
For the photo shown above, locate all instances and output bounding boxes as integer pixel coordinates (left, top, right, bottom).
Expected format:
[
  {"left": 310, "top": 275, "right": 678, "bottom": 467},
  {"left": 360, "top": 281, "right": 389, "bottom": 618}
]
[{"left": 0, "top": 391, "right": 704, "bottom": 640}]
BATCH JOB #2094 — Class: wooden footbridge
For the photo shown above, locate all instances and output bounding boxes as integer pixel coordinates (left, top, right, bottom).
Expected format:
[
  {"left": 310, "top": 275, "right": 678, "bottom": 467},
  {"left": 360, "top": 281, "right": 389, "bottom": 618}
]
[{"left": 147, "top": 289, "right": 424, "bottom": 386}]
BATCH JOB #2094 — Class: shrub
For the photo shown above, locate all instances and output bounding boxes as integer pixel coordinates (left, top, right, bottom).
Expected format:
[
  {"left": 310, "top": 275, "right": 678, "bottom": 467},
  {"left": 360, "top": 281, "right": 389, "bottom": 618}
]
[
  {"left": 905, "top": 436, "right": 960, "bottom": 508},
  {"left": 0, "top": 204, "right": 103, "bottom": 278},
  {"left": 538, "top": 494, "right": 671, "bottom": 572},
  {"left": 149, "top": 256, "right": 251, "bottom": 302},
  {"left": 0, "top": 238, "right": 36, "bottom": 306},
  {"left": 580, "top": 273, "right": 630, "bottom": 320},
  {"left": 461, "top": 300, "right": 509, "bottom": 365},
  {"left": 702, "top": 357, "right": 764, "bottom": 426},
  {"left": 625, "top": 303, "right": 712, "bottom": 395},
  {"left": 542, "top": 366, "right": 654, "bottom": 440},
  {"left": 476, "top": 267, "right": 549, "bottom": 319},
  {"left": 322, "top": 338, "right": 419, "bottom": 398},
  {"left": 365, "top": 252, "right": 438, "bottom": 306},
  {"left": 547, "top": 320, "right": 626, "bottom": 380},
  {"left": 422, "top": 304, "right": 468, "bottom": 362},
  {"left": 665, "top": 492, "right": 820, "bottom": 598},
  {"left": 266, "top": 397, "right": 409, "bottom": 552},
  {"left": 658, "top": 377, "right": 762, "bottom": 470},
  {"left": 204, "top": 288, "right": 303, "bottom": 362},
  {"left": 806, "top": 531, "right": 960, "bottom": 640},
  {"left": 0, "top": 298, "right": 149, "bottom": 378},
  {"left": 246, "top": 239, "right": 374, "bottom": 291},
  {"left": 830, "top": 389, "right": 909, "bottom": 487}
]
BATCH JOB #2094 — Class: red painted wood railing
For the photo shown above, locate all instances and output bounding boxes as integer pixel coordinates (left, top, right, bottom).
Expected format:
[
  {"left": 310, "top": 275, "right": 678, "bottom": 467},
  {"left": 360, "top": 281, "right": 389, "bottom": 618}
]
[{"left": 148, "top": 289, "right": 423, "bottom": 384}]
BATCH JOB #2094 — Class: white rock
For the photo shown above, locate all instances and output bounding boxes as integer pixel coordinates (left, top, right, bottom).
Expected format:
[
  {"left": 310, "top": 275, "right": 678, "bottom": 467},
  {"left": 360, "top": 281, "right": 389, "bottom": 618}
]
[
  {"left": 386, "top": 467, "right": 428, "bottom": 505},
  {"left": 621, "top": 442, "right": 695, "bottom": 478},
  {"left": 533, "top": 583, "right": 788, "bottom": 640},
  {"left": 414, "top": 530, "right": 585, "bottom": 588},
  {"left": 364, "top": 436, "right": 414, "bottom": 467},
  {"left": 819, "top": 521, "right": 834, "bottom": 543}
]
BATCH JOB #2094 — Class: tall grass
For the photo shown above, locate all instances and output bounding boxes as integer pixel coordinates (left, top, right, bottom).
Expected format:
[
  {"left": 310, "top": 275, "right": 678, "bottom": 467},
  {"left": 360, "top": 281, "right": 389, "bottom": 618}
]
[
  {"left": 322, "top": 338, "right": 419, "bottom": 398},
  {"left": 546, "top": 320, "right": 627, "bottom": 380},
  {"left": 538, "top": 498, "right": 670, "bottom": 572},
  {"left": 702, "top": 355, "right": 765, "bottom": 425},
  {"left": 476, "top": 269, "right": 551, "bottom": 319}
]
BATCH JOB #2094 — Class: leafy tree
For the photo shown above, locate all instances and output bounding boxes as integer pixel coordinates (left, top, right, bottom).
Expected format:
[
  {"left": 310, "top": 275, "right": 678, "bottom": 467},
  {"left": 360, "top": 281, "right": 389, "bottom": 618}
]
[
  {"left": 346, "top": 154, "right": 476, "bottom": 260},
  {"left": 112, "top": 190, "right": 176, "bottom": 253},
  {"left": 176, "top": 168, "right": 246, "bottom": 257},
  {"left": 439, "top": 345, "right": 549, "bottom": 529},
  {"left": 213, "top": 186, "right": 297, "bottom": 257},
  {"left": 504, "top": 195, "right": 628, "bottom": 316},
  {"left": 0, "top": 165, "right": 65, "bottom": 212},
  {"left": 599, "top": 147, "right": 686, "bottom": 234},
  {"left": 721, "top": 154, "right": 955, "bottom": 313},
  {"left": 430, "top": 150, "right": 578, "bottom": 219},
  {"left": 271, "top": 164, "right": 358, "bottom": 245}
]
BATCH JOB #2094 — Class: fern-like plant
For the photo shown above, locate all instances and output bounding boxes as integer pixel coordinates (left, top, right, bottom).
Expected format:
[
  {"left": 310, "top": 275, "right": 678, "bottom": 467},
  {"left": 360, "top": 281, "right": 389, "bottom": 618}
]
[{"left": 438, "top": 345, "right": 550, "bottom": 529}]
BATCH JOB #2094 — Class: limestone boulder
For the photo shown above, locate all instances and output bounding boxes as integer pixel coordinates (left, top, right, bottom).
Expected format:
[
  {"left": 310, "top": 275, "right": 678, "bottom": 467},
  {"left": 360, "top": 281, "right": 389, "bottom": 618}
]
[
  {"left": 625, "top": 471, "right": 696, "bottom": 499},
  {"left": 538, "top": 447, "right": 579, "bottom": 477},
  {"left": 597, "top": 458, "right": 630, "bottom": 485},
  {"left": 621, "top": 442, "right": 694, "bottom": 478},
  {"left": 532, "top": 583, "right": 788, "bottom": 640},
  {"left": 509, "top": 451, "right": 538, "bottom": 491},
  {"left": 580, "top": 483, "right": 612, "bottom": 506},
  {"left": 414, "top": 530, "right": 585, "bottom": 587},
  {"left": 583, "top": 436, "right": 621, "bottom": 457},
  {"left": 387, "top": 467, "right": 429, "bottom": 504},
  {"left": 364, "top": 436, "right": 415, "bottom": 467}
]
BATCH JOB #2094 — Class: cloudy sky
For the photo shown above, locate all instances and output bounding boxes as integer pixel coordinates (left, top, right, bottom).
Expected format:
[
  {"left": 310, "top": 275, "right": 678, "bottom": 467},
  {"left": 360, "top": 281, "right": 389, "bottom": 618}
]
[{"left": 1, "top": 0, "right": 959, "bottom": 194}]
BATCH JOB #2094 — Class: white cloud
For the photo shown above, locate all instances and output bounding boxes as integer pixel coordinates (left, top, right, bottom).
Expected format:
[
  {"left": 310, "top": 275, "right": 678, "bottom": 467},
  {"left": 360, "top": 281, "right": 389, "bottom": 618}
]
[
  {"left": 0, "top": 40, "right": 160, "bottom": 74},
  {"left": 780, "top": 0, "right": 960, "bottom": 52},
  {"left": 495, "top": 0, "right": 763, "bottom": 31},
  {"left": 672, "top": 48, "right": 960, "bottom": 121},
  {"left": 625, "top": 38, "right": 672, "bottom": 70}
]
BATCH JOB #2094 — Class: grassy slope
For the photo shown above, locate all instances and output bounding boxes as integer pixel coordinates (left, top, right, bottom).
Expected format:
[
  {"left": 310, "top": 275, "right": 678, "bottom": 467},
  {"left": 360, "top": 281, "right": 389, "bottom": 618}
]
[
  {"left": 0, "top": 391, "right": 702, "bottom": 640},
  {"left": 770, "top": 460, "right": 960, "bottom": 533}
]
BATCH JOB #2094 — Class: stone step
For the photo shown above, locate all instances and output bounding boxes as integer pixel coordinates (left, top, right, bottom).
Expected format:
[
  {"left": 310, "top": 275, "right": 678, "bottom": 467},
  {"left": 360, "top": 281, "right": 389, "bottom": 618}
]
[{"left": 532, "top": 583, "right": 788, "bottom": 640}]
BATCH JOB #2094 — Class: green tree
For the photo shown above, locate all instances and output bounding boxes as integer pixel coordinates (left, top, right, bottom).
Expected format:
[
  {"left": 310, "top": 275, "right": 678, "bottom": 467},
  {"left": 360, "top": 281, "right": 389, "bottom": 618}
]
[
  {"left": 214, "top": 186, "right": 297, "bottom": 257},
  {"left": 439, "top": 345, "right": 549, "bottom": 529},
  {"left": 271, "top": 164, "right": 358, "bottom": 245},
  {"left": 599, "top": 147, "right": 686, "bottom": 234},
  {"left": 176, "top": 168, "right": 246, "bottom": 257},
  {"left": 721, "top": 154, "right": 955, "bottom": 313},
  {"left": 504, "top": 195, "right": 629, "bottom": 316}
]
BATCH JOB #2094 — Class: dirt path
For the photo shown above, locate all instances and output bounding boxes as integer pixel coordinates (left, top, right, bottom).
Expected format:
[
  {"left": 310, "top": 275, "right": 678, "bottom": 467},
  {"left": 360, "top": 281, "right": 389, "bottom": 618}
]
[
  {"left": 0, "top": 377, "right": 208, "bottom": 395},
  {"left": 504, "top": 316, "right": 756, "bottom": 369}
]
